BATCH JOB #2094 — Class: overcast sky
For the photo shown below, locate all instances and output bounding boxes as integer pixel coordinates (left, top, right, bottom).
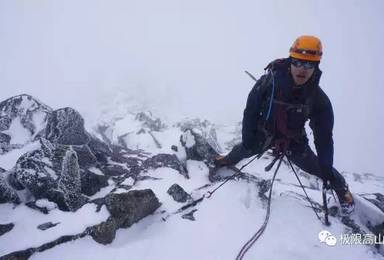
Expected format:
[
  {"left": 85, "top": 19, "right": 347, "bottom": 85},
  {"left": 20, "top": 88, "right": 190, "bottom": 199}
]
[{"left": 0, "top": 0, "right": 383, "bottom": 175}]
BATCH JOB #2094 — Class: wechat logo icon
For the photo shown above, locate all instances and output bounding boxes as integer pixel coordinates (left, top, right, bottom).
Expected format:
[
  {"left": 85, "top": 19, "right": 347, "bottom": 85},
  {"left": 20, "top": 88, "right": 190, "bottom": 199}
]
[{"left": 318, "top": 230, "right": 337, "bottom": 246}]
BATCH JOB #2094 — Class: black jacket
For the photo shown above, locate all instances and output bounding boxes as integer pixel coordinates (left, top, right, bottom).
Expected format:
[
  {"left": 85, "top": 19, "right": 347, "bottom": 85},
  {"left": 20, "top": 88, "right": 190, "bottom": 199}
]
[{"left": 242, "top": 58, "right": 335, "bottom": 171}]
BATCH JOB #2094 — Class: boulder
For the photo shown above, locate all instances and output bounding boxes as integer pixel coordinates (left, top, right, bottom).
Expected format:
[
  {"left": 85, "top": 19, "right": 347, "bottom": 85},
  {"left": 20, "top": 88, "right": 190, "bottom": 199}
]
[
  {"left": 88, "top": 218, "right": 118, "bottom": 245},
  {"left": 14, "top": 149, "right": 57, "bottom": 199},
  {"left": 180, "top": 129, "right": 219, "bottom": 163},
  {"left": 101, "top": 164, "right": 130, "bottom": 177},
  {"left": 37, "top": 222, "right": 60, "bottom": 231},
  {"left": 0, "top": 173, "right": 20, "bottom": 204},
  {"left": 0, "top": 223, "right": 14, "bottom": 237},
  {"left": 105, "top": 189, "right": 161, "bottom": 229},
  {"left": 45, "top": 107, "right": 89, "bottom": 145},
  {"left": 88, "top": 136, "right": 112, "bottom": 164},
  {"left": 177, "top": 118, "right": 222, "bottom": 153},
  {"left": 89, "top": 189, "right": 160, "bottom": 245},
  {"left": 58, "top": 148, "right": 87, "bottom": 211},
  {"left": 142, "top": 154, "right": 188, "bottom": 178},
  {"left": 167, "top": 184, "right": 191, "bottom": 203},
  {"left": 80, "top": 169, "right": 109, "bottom": 196}
]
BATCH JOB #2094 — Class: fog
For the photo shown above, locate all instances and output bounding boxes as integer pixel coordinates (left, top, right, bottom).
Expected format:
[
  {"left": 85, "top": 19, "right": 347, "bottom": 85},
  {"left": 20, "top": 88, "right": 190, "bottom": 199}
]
[{"left": 0, "top": 0, "right": 383, "bottom": 175}]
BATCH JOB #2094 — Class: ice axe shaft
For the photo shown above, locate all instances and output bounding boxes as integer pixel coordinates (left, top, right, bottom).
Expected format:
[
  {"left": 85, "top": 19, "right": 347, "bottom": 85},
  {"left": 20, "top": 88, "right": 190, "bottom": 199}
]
[{"left": 245, "top": 70, "right": 257, "bottom": 82}]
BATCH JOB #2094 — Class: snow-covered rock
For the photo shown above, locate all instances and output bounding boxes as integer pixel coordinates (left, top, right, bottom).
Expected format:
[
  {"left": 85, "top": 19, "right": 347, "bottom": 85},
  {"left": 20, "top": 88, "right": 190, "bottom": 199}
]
[
  {"left": 1, "top": 94, "right": 383, "bottom": 260},
  {"left": 0, "top": 94, "right": 52, "bottom": 152},
  {"left": 95, "top": 111, "right": 166, "bottom": 152},
  {"left": 0, "top": 172, "right": 20, "bottom": 204},
  {"left": 176, "top": 118, "right": 222, "bottom": 154},
  {"left": 89, "top": 189, "right": 161, "bottom": 244},
  {"left": 180, "top": 128, "right": 219, "bottom": 164},
  {"left": 45, "top": 107, "right": 89, "bottom": 145},
  {"left": 13, "top": 147, "right": 57, "bottom": 200},
  {"left": 167, "top": 183, "right": 192, "bottom": 203},
  {"left": 58, "top": 148, "right": 87, "bottom": 211},
  {"left": 80, "top": 169, "right": 109, "bottom": 196},
  {"left": 142, "top": 153, "right": 188, "bottom": 178}
]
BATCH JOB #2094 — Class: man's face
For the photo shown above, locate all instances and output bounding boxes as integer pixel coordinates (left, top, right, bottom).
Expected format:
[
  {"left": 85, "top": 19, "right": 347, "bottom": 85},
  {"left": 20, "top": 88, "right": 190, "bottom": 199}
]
[{"left": 290, "top": 58, "right": 316, "bottom": 86}]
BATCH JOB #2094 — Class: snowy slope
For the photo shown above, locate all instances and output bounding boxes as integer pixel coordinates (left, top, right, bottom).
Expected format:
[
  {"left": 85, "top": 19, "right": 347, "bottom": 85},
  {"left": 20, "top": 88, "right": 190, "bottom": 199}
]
[
  {"left": 23, "top": 160, "right": 384, "bottom": 260},
  {"left": 1, "top": 106, "right": 383, "bottom": 260}
]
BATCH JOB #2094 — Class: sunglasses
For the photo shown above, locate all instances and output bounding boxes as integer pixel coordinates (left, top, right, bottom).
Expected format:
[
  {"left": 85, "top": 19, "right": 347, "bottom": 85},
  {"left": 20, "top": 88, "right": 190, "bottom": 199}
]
[{"left": 291, "top": 59, "right": 316, "bottom": 70}]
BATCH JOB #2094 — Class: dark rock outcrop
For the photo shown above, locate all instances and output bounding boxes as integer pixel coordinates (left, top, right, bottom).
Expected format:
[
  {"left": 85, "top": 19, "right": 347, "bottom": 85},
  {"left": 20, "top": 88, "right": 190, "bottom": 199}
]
[
  {"left": 13, "top": 149, "right": 57, "bottom": 199},
  {"left": 88, "top": 217, "right": 118, "bottom": 245},
  {"left": 89, "top": 189, "right": 161, "bottom": 244},
  {"left": 0, "top": 94, "right": 52, "bottom": 136},
  {"left": 45, "top": 107, "right": 89, "bottom": 145},
  {"left": 58, "top": 149, "right": 87, "bottom": 211},
  {"left": 167, "top": 184, "right": 191, "bottom": 203},
  {"left": 135, "top": 112, "right": 165, "bottom": 132},
  {"left": 182, "top": 209, "right": 198, "bottom": 221},
  {"left": 0, "top": 223, "right": 14, "bottom": 236},
  {"left": 177, "top": 118, "right": 221, "bottom": 154},
  {"left": 80, "top": 169, "right": 109, "bottom": 196},
  {"left": 101, "top": 164, "right": 130, "bottom": 177},
  {"left": 180, "top": 129, "right": 219, "bottom": 164},
  {"left": 0, "top": 173, "right": 20, "bottom": 204},
  {"left": 25, "top": 201, "right": 50, "bottom": 214},
  {"left": 88, "top": 136, "right": 112, "bottom": 164},
  {"left": 0, "top": 133, "right": 11, "bottom": 153},
  {"left": 37, "top": 222, "right": 60, "bottom": 231},
  {"left": 105, "top": 189, "right": 161, "bottom": 228},
  {"left": 361, "top": 193, "right": 384, "bottom": 213},
  {"left": 142, "top": 154, "right": 188, "bottom": 178}
]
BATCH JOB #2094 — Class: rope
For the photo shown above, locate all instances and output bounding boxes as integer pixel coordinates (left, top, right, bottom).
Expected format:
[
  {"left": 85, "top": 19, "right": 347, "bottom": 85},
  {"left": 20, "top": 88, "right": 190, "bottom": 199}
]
[
  {"left": 266, "top": 70, "right": 275, "bottom": 121},
  {"left": 286, "top": 157, "right": 326, "bottom": 224},
  {"left": 206, "top": 155, "right": 259, "bottom": 198},
  {"left": 235, "top": 154, "right": 284, "bottom": 260}
]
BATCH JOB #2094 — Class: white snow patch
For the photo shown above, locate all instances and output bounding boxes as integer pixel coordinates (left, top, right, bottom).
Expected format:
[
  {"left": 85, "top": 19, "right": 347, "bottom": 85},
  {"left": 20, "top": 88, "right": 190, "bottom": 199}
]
[
  {"left": 0, "top": 203, "right": 110, "bottom": 256},
  {"left": 0, "top": 141, "right": 41, "bottom": 170},
  {"left": 121, "top": 177, "right": 135, "bottom": 186},
  {"left": 182, "top": 130, "right": 196, "bottom": 148},
  {"left": 31, "top": 111, "right": 47, "bottom": 138},
  {"left": 2, "top": 117, "right": 31, "bottom": 145},
  {"left": 88, "top": 167, "right": 104, "bottom": 176},
  {"left": 35, "top": 199, "right": 57, "bottom": 210}
]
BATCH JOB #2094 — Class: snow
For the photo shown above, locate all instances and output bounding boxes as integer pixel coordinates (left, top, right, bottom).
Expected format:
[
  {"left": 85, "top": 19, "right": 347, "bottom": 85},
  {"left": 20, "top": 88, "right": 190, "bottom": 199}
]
[
  {"left": 0, "top": 1, "right": 383, "bottom": 258},
  {"left": 0, "top": 113, "right": 383, "bottom": 259},
  {"left": 2, "top": 117, "right": 32, "bottom": 145},
  {"left": 182, "top": 130, "right": 196, "bottom": 148},
  {"left": 0, "top": 203, "right": 110, "bottom": 256},
  {"left": 35, "top": 199, "right": 57, "bottom": 210},
  {"left": 120, "top": 177, "right": 135, "bottom": 186},
  {"left": 31, "top": 111, "right": 48, "bottom": 138},
  {"left": 20, "top": 95, "right": 37, "bottom": 111},
  {"left": 14, "top": 154, "right": 381, "bottom": 259},
  {"left": 0, "top": 109, "right": 383, "bottom": 259},
  {"left": 0, "top": 141, "right": 41, "bottom": 170},
  {"left": 30, "top": 172, "right": 384, "bottom": 260},
  {"left": 88, "top": 167, "right": 104, "bottom": 176}
]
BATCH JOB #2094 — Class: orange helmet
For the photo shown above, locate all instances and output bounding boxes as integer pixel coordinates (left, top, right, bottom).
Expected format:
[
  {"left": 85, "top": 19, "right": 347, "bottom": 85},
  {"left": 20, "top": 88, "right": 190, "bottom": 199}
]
[{"left": 289, "top": 35, "right": 322, "bottom": 62}]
